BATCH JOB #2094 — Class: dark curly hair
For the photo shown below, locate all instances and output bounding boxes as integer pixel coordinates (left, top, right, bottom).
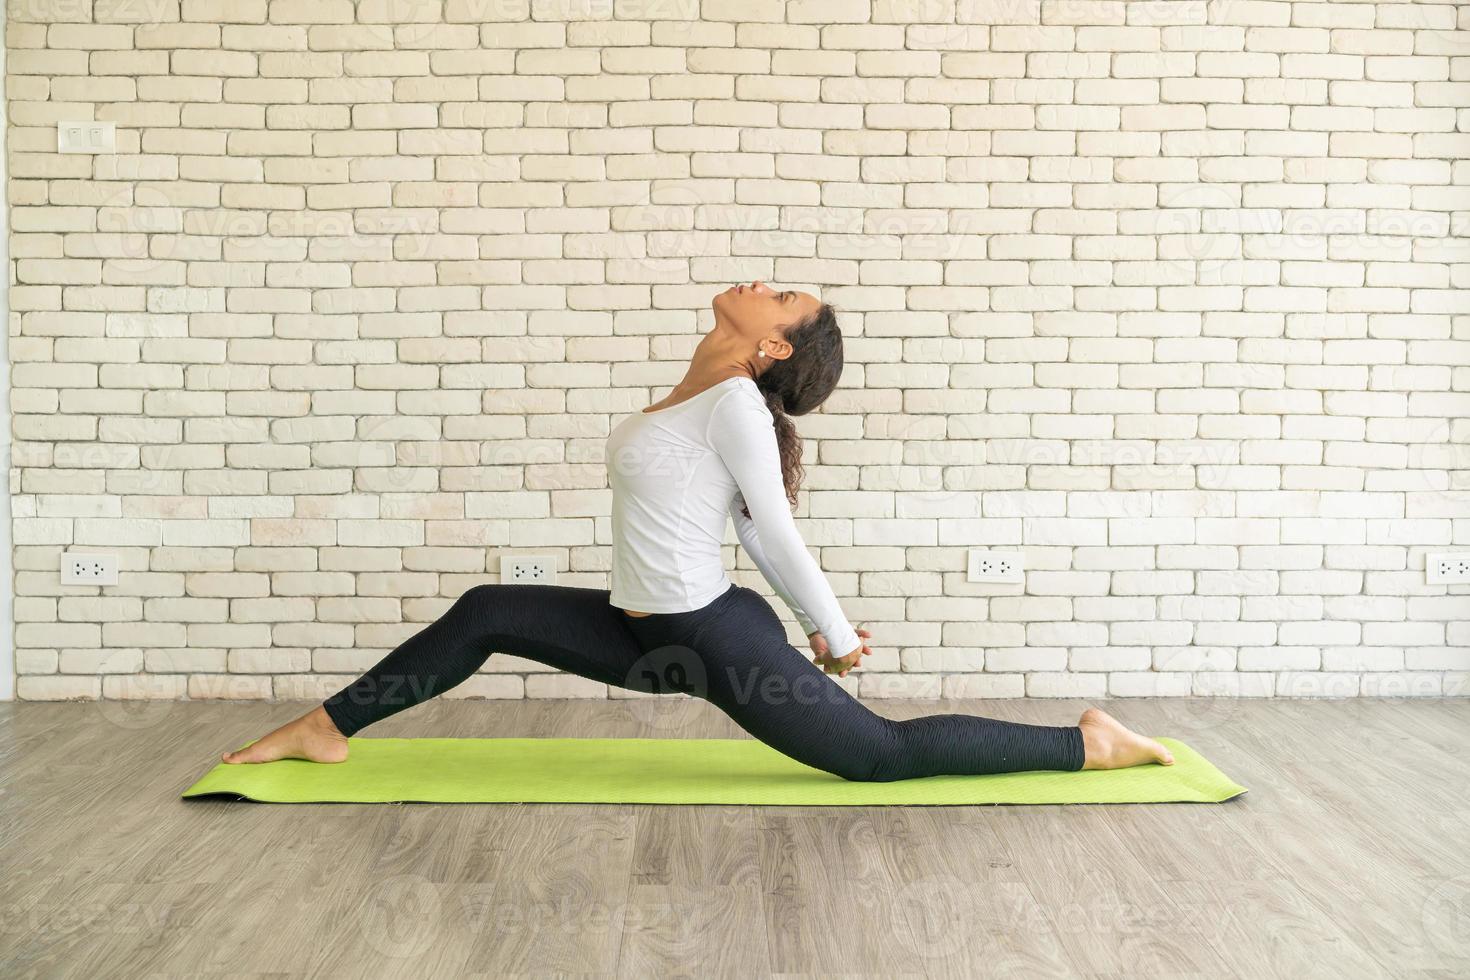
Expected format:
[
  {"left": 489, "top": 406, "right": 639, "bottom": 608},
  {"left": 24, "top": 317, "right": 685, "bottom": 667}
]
[{"left": 739, "top": 302, "right": 844, "bottom": 520}]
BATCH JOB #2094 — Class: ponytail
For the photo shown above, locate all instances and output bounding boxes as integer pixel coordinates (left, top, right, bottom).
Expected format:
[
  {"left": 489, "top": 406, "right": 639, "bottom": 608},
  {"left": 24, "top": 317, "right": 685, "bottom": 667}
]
[{"left": 739, "top": 303, "right": 843, "bottom": 519}]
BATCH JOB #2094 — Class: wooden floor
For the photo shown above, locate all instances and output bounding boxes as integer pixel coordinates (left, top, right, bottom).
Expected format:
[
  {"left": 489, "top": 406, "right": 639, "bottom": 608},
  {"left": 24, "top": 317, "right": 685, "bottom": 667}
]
[{"left": 2, "top": 695, "right": 1466, "bottom": 978}]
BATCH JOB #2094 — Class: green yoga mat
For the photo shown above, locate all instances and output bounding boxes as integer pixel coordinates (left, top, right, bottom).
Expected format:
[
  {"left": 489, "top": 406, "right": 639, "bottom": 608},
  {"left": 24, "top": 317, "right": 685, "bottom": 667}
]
[{"left": 182, "top": 736, "right": 1245, "bottom": 805}]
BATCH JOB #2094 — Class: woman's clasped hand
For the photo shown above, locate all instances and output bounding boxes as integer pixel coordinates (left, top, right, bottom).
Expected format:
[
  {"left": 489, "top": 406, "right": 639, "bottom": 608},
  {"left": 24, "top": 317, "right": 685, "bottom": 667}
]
[{"left": 807, "top": 626, "right": 872, "bottom": 677}]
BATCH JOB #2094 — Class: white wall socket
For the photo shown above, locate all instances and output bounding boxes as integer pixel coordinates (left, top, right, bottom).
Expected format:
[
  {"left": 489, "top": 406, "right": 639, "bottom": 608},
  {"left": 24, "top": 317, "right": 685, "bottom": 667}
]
[
  {"left": 966, "top": 549, "right": 1024, "bottom": 584},
  {"left": 499, "top": 554, "right": 556, "bottom": 585},
  {"left": 63, "top": 553, "right": 119, "bottom": 586},
  {"left": 1427, "top": 553, "right": 1470, "bottom": 585},
  {"left": 58, "top": 121, "right": 115, "bottom": 154}
]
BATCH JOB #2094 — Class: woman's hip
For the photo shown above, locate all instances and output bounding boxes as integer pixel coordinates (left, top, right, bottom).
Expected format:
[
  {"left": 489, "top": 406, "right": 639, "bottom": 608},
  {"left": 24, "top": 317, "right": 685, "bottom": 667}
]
[{"left": 619, "top": 582, "right": 775, "bottom": 650}]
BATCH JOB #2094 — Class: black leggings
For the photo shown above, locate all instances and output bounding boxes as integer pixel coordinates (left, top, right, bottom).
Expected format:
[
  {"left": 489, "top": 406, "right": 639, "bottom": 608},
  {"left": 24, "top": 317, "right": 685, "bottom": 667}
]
[{"left": 322, "top": 581, "right": 1085, "bottom": 782}]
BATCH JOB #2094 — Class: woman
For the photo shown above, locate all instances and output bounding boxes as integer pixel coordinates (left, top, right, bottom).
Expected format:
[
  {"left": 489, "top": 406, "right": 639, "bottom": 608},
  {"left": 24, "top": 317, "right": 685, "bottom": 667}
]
[{"left": 224, "top": 281, "right": 1173, "bottom": 780}]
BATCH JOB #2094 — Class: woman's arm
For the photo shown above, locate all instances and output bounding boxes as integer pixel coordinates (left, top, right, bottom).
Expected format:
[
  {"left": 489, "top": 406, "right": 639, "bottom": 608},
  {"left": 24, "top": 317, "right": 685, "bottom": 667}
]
[
  {"left": 730, "top": 490, "right": 819, "bottom": 637},
  {"left": 707, "top": 389, "right": 861, "bottom": 659}
]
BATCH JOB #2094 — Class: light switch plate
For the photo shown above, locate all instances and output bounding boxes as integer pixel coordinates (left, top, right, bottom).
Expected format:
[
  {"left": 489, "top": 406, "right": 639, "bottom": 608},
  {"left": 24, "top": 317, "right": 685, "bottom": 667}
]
[{"left": 58, "top": 121, "right": 115, "bottom": 154}]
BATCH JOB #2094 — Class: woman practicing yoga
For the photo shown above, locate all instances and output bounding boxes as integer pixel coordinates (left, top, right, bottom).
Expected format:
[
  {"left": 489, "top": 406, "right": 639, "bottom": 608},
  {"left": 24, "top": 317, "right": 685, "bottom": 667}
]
[{"left": 224, "top": 281, "right": 1174, "bottom": 780}]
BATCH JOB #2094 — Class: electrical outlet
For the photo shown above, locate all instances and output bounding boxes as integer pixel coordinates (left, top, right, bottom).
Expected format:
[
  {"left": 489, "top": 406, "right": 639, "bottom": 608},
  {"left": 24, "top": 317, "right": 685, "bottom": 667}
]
[
  {"left": 1427, "top": 553, "right": 1470, "bottom": 585},
  {"left": 499, "top": 554, "right": 556, "bottom": 585},
  {"left": 966, "top": 549, "right": 1024, "bottom": 585},
  {"left": 62, "top": 553, "right": 118, "bottom": 586}
]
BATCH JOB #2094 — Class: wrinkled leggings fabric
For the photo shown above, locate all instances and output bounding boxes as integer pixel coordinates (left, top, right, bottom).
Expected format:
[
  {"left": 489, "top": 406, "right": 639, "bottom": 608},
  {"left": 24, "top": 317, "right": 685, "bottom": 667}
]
[{"left": 322, "top": 581, "right": 1085, "bottom": 782}]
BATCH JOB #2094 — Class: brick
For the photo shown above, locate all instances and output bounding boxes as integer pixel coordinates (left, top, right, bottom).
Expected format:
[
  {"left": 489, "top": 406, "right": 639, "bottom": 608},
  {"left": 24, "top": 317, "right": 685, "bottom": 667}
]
[{"left": 8, "top": 1, "right": 1460, "bottom": 708}]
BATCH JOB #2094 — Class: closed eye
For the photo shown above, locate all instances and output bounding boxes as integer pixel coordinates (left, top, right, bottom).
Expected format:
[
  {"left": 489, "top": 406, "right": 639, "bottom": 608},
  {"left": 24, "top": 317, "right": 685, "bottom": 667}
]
[{"left": 781, "top": 291, "right": 793, "bottom": 304}]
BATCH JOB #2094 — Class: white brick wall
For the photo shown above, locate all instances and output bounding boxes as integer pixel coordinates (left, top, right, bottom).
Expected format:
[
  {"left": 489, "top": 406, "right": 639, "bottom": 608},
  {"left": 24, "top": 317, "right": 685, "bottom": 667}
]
[{"left": 8, "top": 0, "right": 1469, "bottom": 704}]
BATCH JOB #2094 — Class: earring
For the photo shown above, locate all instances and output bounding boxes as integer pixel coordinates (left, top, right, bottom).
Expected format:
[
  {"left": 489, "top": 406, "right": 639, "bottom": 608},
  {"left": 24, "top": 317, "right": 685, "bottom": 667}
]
[{"left": 757, "top": 348, "right": 766, "bottom": 358}]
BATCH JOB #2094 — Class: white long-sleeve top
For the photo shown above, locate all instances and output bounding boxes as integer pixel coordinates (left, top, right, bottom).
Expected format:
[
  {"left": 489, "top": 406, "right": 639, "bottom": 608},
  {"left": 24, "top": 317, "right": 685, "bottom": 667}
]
[{"left": 607, "top": 375, "right": 861, "bottom": 659}]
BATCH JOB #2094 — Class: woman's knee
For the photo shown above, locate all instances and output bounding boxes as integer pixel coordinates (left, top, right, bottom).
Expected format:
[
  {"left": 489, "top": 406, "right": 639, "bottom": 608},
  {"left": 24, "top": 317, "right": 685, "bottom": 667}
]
[
  {"left": 832, "top": 724, "right": 909, "bottom": 783},
  {"left": 443, "top": 583, "right": 505, "bottom": 630},
  {"left": 830, "top": 760, "right": 905, "bottom": 783},
  {"left": 458, "top": 583, "right": 497, "bottom": 604},
  {"left": 832, "top": 761, "right": 885, "bottom": 783},
  {"left": 832, "top": 756, "right": 907, "bottom": 783}
]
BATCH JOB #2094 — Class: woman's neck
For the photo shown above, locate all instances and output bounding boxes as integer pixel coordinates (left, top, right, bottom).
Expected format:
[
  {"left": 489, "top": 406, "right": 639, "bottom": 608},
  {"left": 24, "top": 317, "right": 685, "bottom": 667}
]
[{"left": 667, "top": 337, "right": 759, "bottom": 399}]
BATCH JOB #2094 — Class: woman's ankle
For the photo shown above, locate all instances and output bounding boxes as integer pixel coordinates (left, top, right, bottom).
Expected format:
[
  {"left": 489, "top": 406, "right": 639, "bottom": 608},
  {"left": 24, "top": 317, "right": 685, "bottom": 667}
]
[{"left": 310, "top": 704, "right": 349, "bottom": 739}]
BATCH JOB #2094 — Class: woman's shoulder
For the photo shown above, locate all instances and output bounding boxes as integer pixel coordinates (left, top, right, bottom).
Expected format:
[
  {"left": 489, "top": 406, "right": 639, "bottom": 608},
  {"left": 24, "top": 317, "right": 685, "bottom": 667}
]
[
  {"left": 706, "top": 379, "right": 774, "bottom": 443},
  {"left": 708, "top": 382, "right": 776, "bottom": 429},
  {"left": 714, "top": 377, "right": 770, "bottom": 416}
]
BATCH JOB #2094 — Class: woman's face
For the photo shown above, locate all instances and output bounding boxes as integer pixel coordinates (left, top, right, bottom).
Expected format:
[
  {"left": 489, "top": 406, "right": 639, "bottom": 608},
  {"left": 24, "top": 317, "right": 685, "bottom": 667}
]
[{"left": 712, "top": 281, "right": 822, "bottom": 346}]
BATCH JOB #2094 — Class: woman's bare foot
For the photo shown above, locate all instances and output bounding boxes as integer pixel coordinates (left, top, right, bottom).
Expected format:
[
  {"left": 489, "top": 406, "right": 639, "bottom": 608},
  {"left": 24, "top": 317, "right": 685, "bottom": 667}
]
[
  {"left": 1078, "top": 707, "right": 1174, "bottom": 770},
  {"left": 222, "top": 705, "right": 351, "bottom": 765}
]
